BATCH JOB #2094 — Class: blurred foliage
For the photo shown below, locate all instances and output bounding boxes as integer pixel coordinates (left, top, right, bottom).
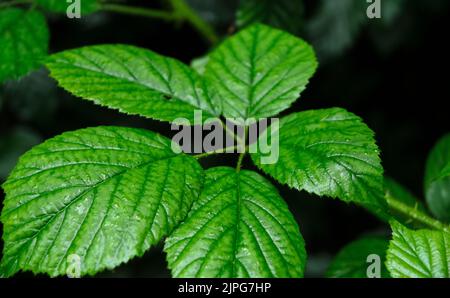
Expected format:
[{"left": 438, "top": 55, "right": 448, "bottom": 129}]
[
  {"left": 0, "top": 0, "right": 449, "bottom": 277},
  {"left": 236, "top": 0, "right": 303, "bottom": 35}
]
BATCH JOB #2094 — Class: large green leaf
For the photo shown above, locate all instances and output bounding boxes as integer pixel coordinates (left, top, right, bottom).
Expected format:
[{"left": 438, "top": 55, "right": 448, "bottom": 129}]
[
  {"left": 36, "top": 0, "right": 99, "bottom": 14},
  {"left": 0, "top": 8, "right": 49, "bottom": 83},
  {"left": 0, "top": 126, "right": 203, "bottom": 277},
  {"left": 204, "top": 23, "right": 317, "bottom": 120},
  {"left": 326, "top": 236, "right": 390, "bottom": 278},
  {"left": 386, "top": 221, "right": 450, "bottom": 278},
  {"left": 251, "top": 108, "right": 385, "bottom": 209},
  {"left": 46, "top": 44, "right": 221, "bottom": 123},
  {"left": 164, "top": 167, "right": 305, "bottom": 277},
  {"left": 236, "top": 0, "right": 303, "bottom": 35},
  {"left": 424, "top": 134, "right": 450, "bottom": 222}
]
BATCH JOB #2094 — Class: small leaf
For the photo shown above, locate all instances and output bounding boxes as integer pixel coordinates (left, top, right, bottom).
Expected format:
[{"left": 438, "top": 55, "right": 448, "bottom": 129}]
[
  {"left": 36, "top": 0, "right": 99, "bottom": 14},
  {"left": 46, "top": 44, "right": 221, "bottom": 123},
  {"left": 0, "top": 8, "right": 49, "bottom": 82},
  {"left": 251, "top": 108, "right": 385, "bottom": 209},
  {"left": 0, "top": 126, "right": 203, "bottom": 277},
  {"left": 326, "top": 236, "right": 390, "bottom": 278},
  {"left": 205, "top": 23, "right": 317, "bottom": 120},
  {"left": 386, "top": 221, "right": 450, "bottom": 278},
  {"left": 236, "top": 0, "right": 303, "bottom": 34},
  {"left": 424, "top": 134, "right": 450, "bottom": 222},
  {"left": 164, "top": 167, "right": 306, "bottom": 277}
]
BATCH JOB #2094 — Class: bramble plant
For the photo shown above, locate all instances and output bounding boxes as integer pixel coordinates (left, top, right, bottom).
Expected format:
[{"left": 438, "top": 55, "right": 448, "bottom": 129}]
[{"left": 1, "top": 0, "right": 449, "bottom": 279}]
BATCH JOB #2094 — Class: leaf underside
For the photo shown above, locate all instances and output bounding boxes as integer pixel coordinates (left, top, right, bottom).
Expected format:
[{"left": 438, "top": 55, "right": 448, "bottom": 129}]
[
  {"left": 0, "top": 8, "right": 49, "bottom": 83},
  {"left": 46, "top": 44, "right": 221, "bottom": 123},
  {"left": 386, "top": 221, "right": 450, "bottom": 278},
  {"left": 164, "top": 167, "right": 306, "bottom": 278},
  {"left": 252, "top": 108, "right": 385, "bottom": 210},
  {"left": 0, "top": 127, "right": 203, "bottom": 277}
]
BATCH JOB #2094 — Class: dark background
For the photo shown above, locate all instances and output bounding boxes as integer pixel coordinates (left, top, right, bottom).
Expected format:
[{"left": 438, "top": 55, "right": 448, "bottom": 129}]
[{"left": 1, "top": 0, "right": 449, "bottom": 277}]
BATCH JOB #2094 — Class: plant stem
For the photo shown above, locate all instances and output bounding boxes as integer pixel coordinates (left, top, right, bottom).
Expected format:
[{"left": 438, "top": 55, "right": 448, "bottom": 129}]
[
  {"left": 100, "top": 3, "right": 179, "bottom": 21},
  {"left": 0, "top": 0, "right": 32, "bottom": 8},
  {"left": 220, "top": 119, "right": 246, "bottom": 149},
  {"left": 99, "top": 1, "right": 219, "bottom": 45},
  {"left": 193, "top": 145, "right": 238, "bottom": 159},
  {"left": 168, "top": 0, "right": 219, "bottom": 44},
  {"left": 236, "top": 152, "right": 246, "bottom": 173},
  {"left": 386, "top": 194, "right": 450, "bottom": 233}
]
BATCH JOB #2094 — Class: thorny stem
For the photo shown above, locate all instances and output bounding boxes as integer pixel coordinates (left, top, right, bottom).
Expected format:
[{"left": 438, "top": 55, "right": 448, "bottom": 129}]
[
  {"left": 386, "top": 193, "right": 450, "bottom": 233},
  {"left": 99, "top": 0, "right": 219, "bottom": 44}
]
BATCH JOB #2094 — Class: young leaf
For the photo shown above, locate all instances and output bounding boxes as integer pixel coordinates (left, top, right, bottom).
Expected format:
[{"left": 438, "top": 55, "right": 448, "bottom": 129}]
[
  {"left": 0, "top": 8, "right": 49, "bottom": 83},
  {"left": 36, "top": 0, "right": 99, "bottom": 14},
  {"left": 204, "top": 23, "right": 317, "bottom": 120},
  {"left": 326, "top": 236, "right": 390, "bottom": 278},
  {"left": 236, "top": 0, "right": 303, "bottom": 35},
  {"left": 424, "top": 134, "right": 450, "bottom": 222},
  {"left": 0, "top": 126, "right": 203, "bottom": 277},
  {"left": 251, "top": 108, "right": 385, "bottom": 209},
  {"left": 164, "top": 167, "right": 306, "bottom": 277},
  {"left": 386, "top": 221, "right": 450, "bottom": 278},
  {"left": 46, "top": 44, "right": 221, "bottom": 123}
]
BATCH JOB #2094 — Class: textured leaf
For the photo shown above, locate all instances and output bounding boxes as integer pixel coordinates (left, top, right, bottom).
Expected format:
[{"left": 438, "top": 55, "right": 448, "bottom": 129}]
[
  {"left": 386, "top": 221, "right": 450, "bottom": 278},
  {"left": 0, "top": 8, "right": 49, "bottom": 82},
  {"left": 36, "top": 0, "right": 99, "bottom": 14},
  {"left": 0, "top": 126, "right": 203, "bottom": 277},
  {"left": 165, "top": 167, "right": 305, "bottom": 277},
  {"left": 46, "top": 44, "right": 221, "bottom": 123},
  {"left": 236, "top": 0, "right": 303, "bottom": 34},
  {"left": 252, "top": 108, "right": 385, "bottom": 209},
  {"left": 326, "top": 236, "right": 390, "bottom": 278},
  {"left": 424, "top": 134, "right": 450, "bottom": 222},
  {"left": 204, "top": 23, "right": 317, "bottom": 120}
]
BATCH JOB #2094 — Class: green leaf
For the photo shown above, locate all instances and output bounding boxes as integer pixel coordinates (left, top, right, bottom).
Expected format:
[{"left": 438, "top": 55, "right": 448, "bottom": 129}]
[
  {"left": 386, "top": 221, "right": 450, "bottom": 278},
  {"left": 0, "top": 126, "right": 203, "bottom": 277},
  {"left": 251, "top": 108, "right": 385, "bottom": 209},
  {"left": 36, "top": 0, "right": 99, "bottom": 14},
  {"left": 326, "top": 236, "right": 390, "bottom": 278},
  {"left": 204, "top": 23, "right": 317, "bottom": 120},
  {"left": 164, "top": 167, "right": 306, "bottom": 277},
  {"left": 424, "top": 134, "right": 450, "bottom": 222},
  {"left": 236, "top": 0, "right": 303, "bottom": 35},
  {"left": 0, "top": 8, "right": 49, "bottom": 83},
  {"left": 46, "top": 44, "right": 221, "bottom": 123}
]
